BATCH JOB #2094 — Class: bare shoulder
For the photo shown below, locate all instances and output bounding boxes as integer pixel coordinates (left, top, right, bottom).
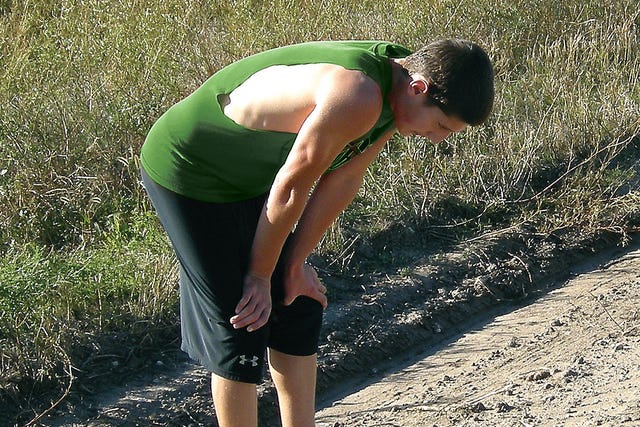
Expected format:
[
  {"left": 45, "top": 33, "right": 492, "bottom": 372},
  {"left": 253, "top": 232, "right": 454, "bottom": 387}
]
[
  {"left": 316, "top": 66, "right": 382, "bottom": 112},
  {"left": 313, "top": 66, "right": 383, "bottom": 137}
]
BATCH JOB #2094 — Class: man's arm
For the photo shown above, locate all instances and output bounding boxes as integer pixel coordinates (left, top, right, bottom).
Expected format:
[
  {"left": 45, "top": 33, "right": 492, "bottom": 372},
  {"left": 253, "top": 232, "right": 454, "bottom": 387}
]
[
  {"left": 231, "top": 68, "right": 383, "bottom": 331},
  {"left": 285, "top": 129, "right": 395, "bottom": 267},
  {"left": 280, "top": 129, "right": 396, "bottom": 306}
]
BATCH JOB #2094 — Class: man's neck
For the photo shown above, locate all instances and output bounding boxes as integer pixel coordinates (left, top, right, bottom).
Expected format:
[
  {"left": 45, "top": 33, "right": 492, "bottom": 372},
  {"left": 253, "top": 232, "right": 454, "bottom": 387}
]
[{"left": 387, "top": 59, "right": 409, "bottom": 110}]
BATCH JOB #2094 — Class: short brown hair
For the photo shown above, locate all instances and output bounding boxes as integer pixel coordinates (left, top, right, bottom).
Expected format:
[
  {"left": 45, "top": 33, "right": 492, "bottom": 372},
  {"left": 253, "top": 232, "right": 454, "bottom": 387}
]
[{"left": 403, "top": 39, "right": 494, "bottom": 125}]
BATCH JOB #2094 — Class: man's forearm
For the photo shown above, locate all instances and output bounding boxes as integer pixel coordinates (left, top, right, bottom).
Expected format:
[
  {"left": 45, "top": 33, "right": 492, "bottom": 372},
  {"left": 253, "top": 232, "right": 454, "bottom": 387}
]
[
  {"left": 248, "top": 178, "right": 311, "bottom": 279},
  {"left": 284, "top": 131, "right": 394, "bottom": 267},
  {"left": 283, "top": 171, "right": 363, "bottom": 267}
]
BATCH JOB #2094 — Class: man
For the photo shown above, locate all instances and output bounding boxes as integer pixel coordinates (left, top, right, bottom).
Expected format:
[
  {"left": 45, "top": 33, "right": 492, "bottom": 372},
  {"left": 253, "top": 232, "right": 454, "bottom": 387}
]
[{"left": 140, "top": 39, "right": 494, "bottom": 427}]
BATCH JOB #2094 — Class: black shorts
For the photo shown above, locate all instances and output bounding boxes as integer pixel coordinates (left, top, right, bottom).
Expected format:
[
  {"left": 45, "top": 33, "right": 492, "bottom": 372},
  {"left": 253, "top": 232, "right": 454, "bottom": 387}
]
[{"left": 141, "top": 168, "right": 323, "bottom": 384}]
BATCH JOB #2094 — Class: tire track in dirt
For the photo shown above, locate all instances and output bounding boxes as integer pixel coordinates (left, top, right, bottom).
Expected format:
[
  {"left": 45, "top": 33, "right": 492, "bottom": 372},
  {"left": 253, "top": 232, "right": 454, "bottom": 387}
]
[{"left": 316, "top": 246, "right": 640, "bottom": 426}]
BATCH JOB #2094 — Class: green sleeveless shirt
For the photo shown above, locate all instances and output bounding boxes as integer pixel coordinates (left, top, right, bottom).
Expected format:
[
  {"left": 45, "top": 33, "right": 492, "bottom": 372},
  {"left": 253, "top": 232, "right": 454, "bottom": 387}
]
[{"left": 140, "top": 40, "right": 411, "bottom": 202}]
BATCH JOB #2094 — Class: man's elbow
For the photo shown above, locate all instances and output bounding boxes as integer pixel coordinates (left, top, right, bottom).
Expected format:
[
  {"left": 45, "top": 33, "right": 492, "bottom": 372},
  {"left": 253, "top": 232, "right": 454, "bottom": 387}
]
[{"left": 270, "top": 171, "right": 316, "bottom": 209}]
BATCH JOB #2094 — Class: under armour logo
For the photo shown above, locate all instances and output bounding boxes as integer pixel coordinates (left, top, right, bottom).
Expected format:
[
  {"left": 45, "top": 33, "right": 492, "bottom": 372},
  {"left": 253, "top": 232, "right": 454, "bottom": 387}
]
[{"left": 239, "top": 355, "right": 259, "bottom": 367}]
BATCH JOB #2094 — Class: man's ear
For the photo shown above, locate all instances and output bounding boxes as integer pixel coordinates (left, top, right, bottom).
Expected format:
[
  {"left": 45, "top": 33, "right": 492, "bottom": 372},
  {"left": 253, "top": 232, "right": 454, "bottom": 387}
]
[{"left": 409, "top": 76, "right": 429, "bottom": 95}]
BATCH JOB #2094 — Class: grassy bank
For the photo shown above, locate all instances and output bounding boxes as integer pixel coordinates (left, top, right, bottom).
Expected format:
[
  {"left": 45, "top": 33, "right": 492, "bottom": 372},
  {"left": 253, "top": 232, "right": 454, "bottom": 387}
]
[{"left": 1, "top": 0, "right": 639, "bottom": 423}]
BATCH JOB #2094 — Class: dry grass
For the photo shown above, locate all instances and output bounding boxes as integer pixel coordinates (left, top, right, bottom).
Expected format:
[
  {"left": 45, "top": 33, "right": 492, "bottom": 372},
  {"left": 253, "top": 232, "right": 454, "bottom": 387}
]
[{"left": 0, "top": 0, "right": 638, "bottom": 423}]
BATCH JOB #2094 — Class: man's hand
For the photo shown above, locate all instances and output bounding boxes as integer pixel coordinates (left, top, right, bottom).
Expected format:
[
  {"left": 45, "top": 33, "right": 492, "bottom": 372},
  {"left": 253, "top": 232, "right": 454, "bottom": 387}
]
[
  {"left": 284, "top": 262, "right": 328, "bottom": 308},
  {"left": 230, "top": 274, "right": 272, "bottom": 332}
]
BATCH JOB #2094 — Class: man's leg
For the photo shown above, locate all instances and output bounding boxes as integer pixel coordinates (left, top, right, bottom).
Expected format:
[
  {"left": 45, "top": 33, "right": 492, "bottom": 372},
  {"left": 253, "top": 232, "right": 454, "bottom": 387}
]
[
  {"left": 211, "top": 373, "right": 258, "bottom": 427},
  {"left": 268, "top": 349, "right": 317, "bottom": 427}
]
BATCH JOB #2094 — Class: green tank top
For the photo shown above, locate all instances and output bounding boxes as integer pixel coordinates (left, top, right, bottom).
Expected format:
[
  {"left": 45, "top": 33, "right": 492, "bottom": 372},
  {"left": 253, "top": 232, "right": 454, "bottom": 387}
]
[{"left": 140, "top": 40, "right": 411, "bottom": 202}]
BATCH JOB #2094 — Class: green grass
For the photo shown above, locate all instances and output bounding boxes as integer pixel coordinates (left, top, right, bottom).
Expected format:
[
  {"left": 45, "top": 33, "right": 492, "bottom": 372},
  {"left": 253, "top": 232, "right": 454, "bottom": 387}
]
[
  {"left": 0, "top": 211, "right": 177, "bottom": 393},
  {"left": 1, "top": 0, "right": 639, "bottom": 422}
]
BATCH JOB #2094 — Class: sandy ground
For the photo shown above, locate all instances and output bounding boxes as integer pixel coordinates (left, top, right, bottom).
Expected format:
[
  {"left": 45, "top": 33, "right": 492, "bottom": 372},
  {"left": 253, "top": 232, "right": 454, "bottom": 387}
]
[{"left": 316, "top": 247, "right": 640, "bottom": 426}]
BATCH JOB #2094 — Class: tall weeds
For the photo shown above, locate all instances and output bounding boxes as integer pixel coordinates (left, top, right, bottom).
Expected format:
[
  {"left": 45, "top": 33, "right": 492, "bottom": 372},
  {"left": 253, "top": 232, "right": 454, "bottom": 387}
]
[{"left": 0, "top": 0, "right": 638, "bottom": 422}]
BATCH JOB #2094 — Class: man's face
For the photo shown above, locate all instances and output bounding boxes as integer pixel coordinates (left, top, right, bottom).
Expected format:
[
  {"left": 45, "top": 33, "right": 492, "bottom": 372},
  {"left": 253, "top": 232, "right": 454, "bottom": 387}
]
[{"left": 393, "top": 75, "right": 468, "bottom": 144}]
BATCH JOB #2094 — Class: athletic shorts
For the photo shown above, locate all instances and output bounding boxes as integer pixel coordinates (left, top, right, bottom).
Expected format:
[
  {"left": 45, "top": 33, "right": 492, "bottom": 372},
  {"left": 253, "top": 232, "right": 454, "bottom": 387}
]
[{"left": 141, "top": 167, "right": 324, "bottom": 384}]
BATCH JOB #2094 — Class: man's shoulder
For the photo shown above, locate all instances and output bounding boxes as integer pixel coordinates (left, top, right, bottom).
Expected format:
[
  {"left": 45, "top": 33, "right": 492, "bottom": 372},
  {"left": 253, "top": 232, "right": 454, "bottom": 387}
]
[
  {"left": 309, "top": 67, "right": 383, "bottom": 140},
  {"left": 319, "top": 65, "right": 383, "bottom": 108}
]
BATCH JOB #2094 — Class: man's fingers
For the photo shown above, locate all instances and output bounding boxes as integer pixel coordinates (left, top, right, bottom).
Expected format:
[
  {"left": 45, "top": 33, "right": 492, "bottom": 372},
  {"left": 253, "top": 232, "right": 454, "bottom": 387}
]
[
  {"left": 234, "top": 293, "right": 253, "bottom": 315},
  {"left": 283, "top": 293, "right": 296, "bottom": 306},
  {"left": 247, "top": 310, "right": 270, "bottom": 332},
  {"left": 312, "top": 281, "right": 328, "bottom": 308},
  {"left": 231, "top": 294, "right": 263, "bottom": 327},
  {"left": 283, "top": 282, "right": 328, "bottom": 308},
  {"left": 232, "top": 274, "right": 272, "bottom": 332},
  {"left": 315, "top": 290, "right": 328, "bottom": 309},
  {"left": 231, "top": 305, "right": 267, "bottom": 329},
  {"left": 305, "top": 287, "right": 328, "bottom": 308},
  {"left": 232, "top": 296, "right": 257, "bottom": 319}
]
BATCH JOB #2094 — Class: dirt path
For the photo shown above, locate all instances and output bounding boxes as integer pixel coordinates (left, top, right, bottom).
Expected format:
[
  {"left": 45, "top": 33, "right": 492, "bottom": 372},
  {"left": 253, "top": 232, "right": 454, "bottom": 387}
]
[
  {"left": 315, "top": 247, "right": 640, "bottom": 426},
  {"left": 38, "top": 235, "right": 639, "bottom": 427}
]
